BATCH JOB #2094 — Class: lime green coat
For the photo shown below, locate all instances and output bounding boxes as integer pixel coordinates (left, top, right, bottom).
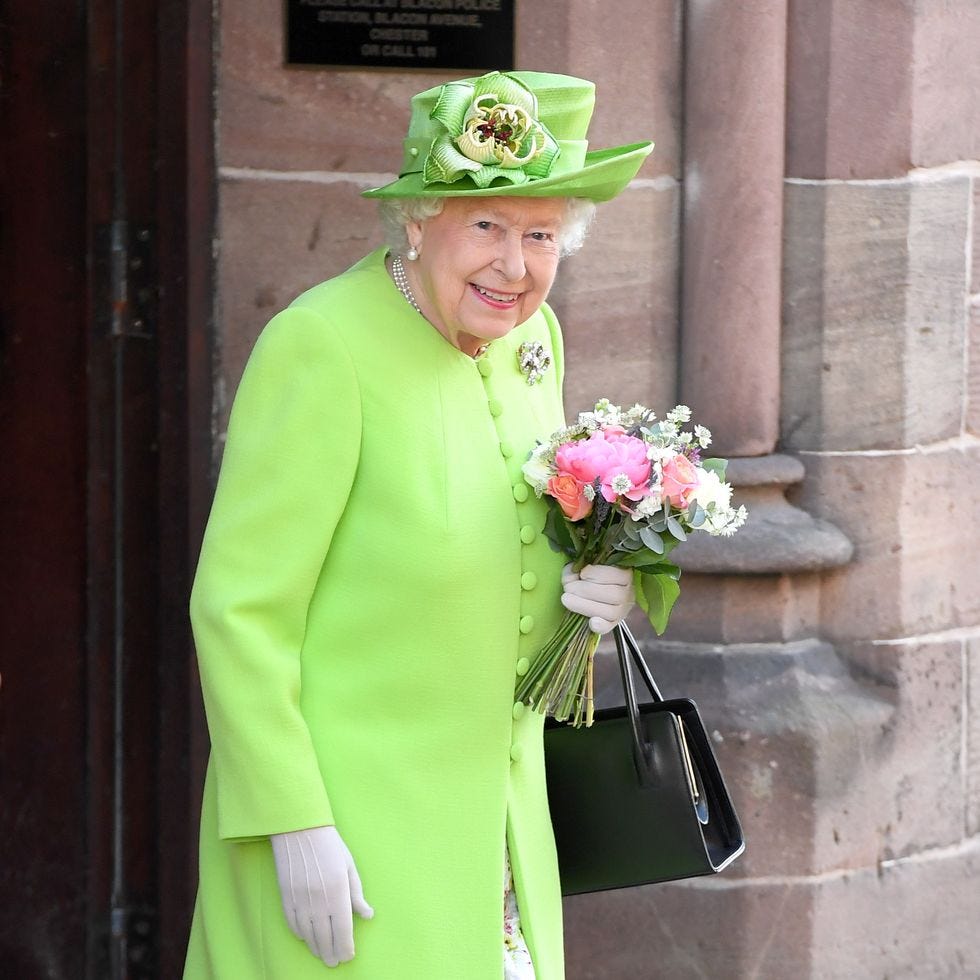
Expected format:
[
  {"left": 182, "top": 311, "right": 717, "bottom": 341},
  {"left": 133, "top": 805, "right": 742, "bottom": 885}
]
[{"left": 184, "top": 249, "right": 569, "bottom": 978}]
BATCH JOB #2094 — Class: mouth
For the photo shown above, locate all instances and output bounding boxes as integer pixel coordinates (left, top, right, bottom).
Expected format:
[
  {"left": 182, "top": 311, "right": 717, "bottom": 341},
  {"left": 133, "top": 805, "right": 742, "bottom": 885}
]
[{"left": 470, "top": 283, "right": 521, "bottom": 309}]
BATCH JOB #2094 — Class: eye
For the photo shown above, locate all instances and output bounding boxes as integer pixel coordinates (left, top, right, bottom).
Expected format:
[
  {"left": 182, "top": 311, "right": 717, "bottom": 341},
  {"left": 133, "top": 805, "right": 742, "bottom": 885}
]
[
  {"left": 528, "top": 231, "right": 556, "bottom": 243},
  {"left": 474, "top": 220, "right": 494, "bottom": 231}
]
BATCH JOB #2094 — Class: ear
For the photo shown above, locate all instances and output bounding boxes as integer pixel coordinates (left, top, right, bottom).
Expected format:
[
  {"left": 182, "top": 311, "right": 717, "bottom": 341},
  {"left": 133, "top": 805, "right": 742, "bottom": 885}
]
[{"left": 405, "top": 219, "right": 424, "bottom": 253}]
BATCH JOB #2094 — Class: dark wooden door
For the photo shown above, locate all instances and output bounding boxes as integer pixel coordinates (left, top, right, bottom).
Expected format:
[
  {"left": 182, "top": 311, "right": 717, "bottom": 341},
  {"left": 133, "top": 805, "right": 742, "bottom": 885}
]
[{"left": 0, "top": 2, "right": 212, "bottom": 977}]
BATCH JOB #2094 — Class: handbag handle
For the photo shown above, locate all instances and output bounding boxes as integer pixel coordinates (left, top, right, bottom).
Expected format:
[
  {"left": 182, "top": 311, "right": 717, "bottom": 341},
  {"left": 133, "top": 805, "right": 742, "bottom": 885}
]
[
  {"left": 613, "top": 624, "right": 706, "bottom": 814},
  {"left": 614, "top": 622, "right": 664, "bottom": 702},
  {"left": 613, "top": 623, "right": 660, "bottom": 777}
]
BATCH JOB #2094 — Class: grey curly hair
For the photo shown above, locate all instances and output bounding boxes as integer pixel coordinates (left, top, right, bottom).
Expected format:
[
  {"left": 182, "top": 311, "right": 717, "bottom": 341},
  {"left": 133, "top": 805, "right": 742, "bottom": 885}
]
[{"left": 378, "top": 197, "right": 596, "bottom": 258}]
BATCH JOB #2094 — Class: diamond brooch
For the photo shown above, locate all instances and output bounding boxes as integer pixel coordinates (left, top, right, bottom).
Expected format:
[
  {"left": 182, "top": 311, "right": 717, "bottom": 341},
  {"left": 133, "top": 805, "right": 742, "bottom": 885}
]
[{"left": 517, "top": 341, "right": 552, "bottom": 386}]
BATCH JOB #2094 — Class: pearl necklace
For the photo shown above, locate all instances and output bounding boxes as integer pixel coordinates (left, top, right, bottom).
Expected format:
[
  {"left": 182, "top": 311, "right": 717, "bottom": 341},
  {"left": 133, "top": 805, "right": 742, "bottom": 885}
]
[{"left": 390, "top": 253, "right": 490, "bottom": 359}]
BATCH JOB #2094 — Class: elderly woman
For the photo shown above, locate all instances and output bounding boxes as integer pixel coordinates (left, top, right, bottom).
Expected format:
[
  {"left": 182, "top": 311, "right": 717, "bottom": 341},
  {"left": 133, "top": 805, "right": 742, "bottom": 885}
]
[{"left": 184, "top": 70, "right": 652, "bottom": 979}]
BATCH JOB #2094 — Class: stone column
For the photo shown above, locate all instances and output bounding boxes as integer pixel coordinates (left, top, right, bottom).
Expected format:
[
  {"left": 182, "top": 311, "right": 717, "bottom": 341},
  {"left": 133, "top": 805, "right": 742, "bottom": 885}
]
[
  {"left": 674, "top": 0, "right": 854, "bottom": 592},
  {"left": 672, "top": 0, "right": 853, "bottom": 601},
  {"left": 679, "top": 0, "right": 785, "bottom": 457}
]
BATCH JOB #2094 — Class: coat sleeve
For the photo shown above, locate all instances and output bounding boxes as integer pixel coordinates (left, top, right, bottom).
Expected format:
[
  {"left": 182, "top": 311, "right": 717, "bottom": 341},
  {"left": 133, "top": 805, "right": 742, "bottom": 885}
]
[{"left": 190, "top": 305, "right": 361, "bottom": 841}]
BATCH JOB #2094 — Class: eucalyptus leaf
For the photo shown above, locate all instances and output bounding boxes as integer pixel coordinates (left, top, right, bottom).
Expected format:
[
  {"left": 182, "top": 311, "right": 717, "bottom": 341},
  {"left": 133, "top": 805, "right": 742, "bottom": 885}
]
[
  {"left": 700, "top": 457, "right": 728, "bottom": 478},
  {"left": 639, "top": 526, "right": 665, "bottom": 554},
  {"left": 623, "top": 519, "right": 642, "bottom": 541},
  {"left": 666, "top": 516, "right": 687, "bottom": 541},
  {"left": 689, "top": 504, "right": 706, "bottom": 528}
]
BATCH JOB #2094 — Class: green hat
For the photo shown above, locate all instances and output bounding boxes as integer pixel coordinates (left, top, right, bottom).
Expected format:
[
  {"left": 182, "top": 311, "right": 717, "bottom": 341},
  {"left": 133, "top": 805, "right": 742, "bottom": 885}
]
[{"left": 362, "top": 70, "right": 653, "bottom": 203}]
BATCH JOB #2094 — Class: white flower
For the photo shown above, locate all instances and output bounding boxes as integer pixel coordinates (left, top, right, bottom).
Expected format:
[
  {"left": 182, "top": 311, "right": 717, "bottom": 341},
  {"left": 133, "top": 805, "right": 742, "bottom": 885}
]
[
  {"left": 610, "top": 473, "right": 632, "bottom": 495},
  {"left": 631, "top": 491, "right": 663, "bottom": 520},
  {"left": 522, "top": 446, "right": 554, "bottom": 495},
  {"left": 714, "top": 505, "right": 748, "bottom": 536},
  {"left": 593, "top": 398, "right": 620, "bottom": 418},
  {"left": 646, "top": 445, "right": 678, "bottom": 464},
  {"left": 690, "top": 469, "right": 732, "bottom": 512},
  {"left": 582, "top": 482, "right": 597, "bottom": 502},
  {"left": 622, "top": 403, "right": 653, "bottom": 428},
  {"left": 666, "top": 404, "right": 692, "bottom": 424},
  {"left": 694, "top": 424, "right": 712, "bottom": 448},
  {"left": 706, "top": 503, "right": 748, "bottom": 536}
]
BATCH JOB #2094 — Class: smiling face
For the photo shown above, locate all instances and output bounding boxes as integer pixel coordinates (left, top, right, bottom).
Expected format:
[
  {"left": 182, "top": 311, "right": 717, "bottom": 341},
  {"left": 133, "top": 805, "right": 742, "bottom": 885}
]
[{"left": 402, "top": 196, "right": 566, "bottom": 357}]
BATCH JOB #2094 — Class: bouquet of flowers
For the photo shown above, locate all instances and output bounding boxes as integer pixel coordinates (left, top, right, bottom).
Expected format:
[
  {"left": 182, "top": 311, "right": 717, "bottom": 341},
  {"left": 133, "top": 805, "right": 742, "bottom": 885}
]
[{"left": 518, "top": 400, "right": 747, "bottom": 728}]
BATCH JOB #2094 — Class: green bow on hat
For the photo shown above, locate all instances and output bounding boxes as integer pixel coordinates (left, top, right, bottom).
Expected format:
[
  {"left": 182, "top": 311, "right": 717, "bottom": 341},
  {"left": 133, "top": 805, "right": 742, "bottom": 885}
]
[
  {"left": 422, "top": 72, "right": 561, "bottom": 189},
  {"left": 363, "top": 70, "right": 654, "bottom": 203}
]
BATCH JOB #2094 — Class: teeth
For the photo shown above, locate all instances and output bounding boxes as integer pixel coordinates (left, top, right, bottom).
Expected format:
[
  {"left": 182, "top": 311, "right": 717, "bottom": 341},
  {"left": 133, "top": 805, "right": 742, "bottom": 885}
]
[{"left": 474, "top": 284, "right": 518, "bottom": 302}]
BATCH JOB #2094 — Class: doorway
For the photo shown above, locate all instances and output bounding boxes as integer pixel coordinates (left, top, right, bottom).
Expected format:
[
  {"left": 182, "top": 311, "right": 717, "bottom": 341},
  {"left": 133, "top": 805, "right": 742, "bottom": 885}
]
[{"left": 0, "top": 1, "right": 213, "bottom": 976}]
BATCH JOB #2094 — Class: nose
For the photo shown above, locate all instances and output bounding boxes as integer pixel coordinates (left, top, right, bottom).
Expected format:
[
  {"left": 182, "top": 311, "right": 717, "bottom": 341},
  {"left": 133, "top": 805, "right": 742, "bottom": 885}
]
[{"left": 493, "top": 231, "right": 526, "bottom": 282}]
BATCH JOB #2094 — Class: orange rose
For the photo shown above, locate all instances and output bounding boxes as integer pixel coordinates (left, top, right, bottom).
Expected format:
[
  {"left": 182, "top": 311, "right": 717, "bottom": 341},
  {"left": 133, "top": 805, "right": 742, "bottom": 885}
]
[
  {"left": 661, "top": 453, "right": 700, "bottom": 509},
  {"left": 547, "top": 474, "right": 593, "bottom": 521}
]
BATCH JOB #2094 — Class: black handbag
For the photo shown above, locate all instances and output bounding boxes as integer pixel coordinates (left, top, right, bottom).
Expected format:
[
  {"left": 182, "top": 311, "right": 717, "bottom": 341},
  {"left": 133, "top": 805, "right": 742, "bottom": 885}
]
[{"left": 544, "top": 622, "right": 746, "bottom": 895}]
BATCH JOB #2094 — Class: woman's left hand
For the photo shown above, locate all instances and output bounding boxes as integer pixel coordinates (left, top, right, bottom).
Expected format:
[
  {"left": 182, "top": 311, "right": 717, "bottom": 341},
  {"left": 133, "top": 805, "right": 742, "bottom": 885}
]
[{"left": 560, "top": 563, "right": 635, "bottom": 634}]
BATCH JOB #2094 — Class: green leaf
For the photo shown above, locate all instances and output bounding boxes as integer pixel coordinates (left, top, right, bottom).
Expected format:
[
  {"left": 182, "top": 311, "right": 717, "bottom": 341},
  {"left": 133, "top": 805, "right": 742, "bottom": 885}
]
[
  {"left": 622, "top": 519, "right": 642, "bottom": 541},
  {"left": 639, "top": 526, "right": 664, "bottom": 554},
  {"left": 689, "top": 504, "right": 706, "bottom": 528},
  {"left": 640, "top": 572, "right": 681, "bottom": 635},
  {"left": 700, "top": 457, "right": 728, "bottom": 478},
  {"left": 611, "top": 535, "right": 643, "bottom": 554},
  {"left": 543, "top": 506, "right": 577, "bottom": 558},
  {"left": 430, "top": 81, "right": 475, "bottom": 134},
  {"left": 633, "top": 569, "right": 649, "bottom": 615},
  {"left": 666, "top": 515, "right": 687, "bottom": 541},
  {"left": 422, "top": 135, "right": 481, "bottom": 184},
  {"left": 615, "top": 549, "right": 664, "bottom": 568}
]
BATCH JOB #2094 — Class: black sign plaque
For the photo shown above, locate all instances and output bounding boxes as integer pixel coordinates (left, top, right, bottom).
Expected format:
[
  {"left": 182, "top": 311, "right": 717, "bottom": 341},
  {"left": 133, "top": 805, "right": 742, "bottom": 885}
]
[{"left": 286, "top": 0, "right": 515, "bottom": 72}]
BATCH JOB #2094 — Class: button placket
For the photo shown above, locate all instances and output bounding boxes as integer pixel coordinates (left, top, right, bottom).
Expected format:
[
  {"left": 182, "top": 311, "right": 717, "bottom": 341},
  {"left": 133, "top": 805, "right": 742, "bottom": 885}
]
[{"left": 478, "top": 353, "right": 538, "bottom": 715}]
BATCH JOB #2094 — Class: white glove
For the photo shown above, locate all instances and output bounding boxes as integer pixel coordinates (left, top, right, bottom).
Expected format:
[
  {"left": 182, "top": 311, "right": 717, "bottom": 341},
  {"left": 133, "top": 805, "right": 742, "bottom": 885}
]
[
  {"left": 560, "top": 563, "right": 635, "bottom": 634},
  {"left": 270, "top": 824, "right": 373, "bottom": 967}
]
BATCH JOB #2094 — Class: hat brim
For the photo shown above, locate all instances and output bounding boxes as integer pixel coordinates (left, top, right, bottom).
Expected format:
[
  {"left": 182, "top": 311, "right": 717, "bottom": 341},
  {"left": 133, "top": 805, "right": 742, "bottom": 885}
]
[{"left": 362, "top": 141, "right": 654, "bottom": 203}]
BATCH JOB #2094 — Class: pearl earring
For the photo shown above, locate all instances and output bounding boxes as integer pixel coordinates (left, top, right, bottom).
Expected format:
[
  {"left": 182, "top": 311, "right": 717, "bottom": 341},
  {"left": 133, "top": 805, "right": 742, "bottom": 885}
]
[{"left": 405, "top": 246, "right": 419, "bottom": 261}]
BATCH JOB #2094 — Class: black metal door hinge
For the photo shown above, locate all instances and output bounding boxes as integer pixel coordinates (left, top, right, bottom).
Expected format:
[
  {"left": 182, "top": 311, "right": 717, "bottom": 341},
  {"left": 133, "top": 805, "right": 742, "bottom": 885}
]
[
  {"left": 94, "top": 220, "right": 156, "bottom": 339},
  {"left": 109, "top": 904, "right": 158, "bottom": 979}
]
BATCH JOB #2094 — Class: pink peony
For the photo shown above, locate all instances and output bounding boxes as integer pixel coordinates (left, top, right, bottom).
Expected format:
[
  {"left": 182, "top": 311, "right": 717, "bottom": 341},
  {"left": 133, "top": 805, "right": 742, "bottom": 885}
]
[
  {"left": 661, "top": 453, "right": 700, "bottom": 508},
  {"left": 555, "top": 429, "right": 652, "bottom": 503},
  {"left": 547, "top": 475, "right": 593, "bottom": 521}
]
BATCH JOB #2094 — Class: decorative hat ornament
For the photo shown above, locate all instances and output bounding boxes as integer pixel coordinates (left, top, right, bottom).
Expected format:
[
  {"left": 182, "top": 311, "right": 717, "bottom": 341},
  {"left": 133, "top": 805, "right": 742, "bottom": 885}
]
[{"left": 364, "top": 70, "right": 654, "bottom": 203}]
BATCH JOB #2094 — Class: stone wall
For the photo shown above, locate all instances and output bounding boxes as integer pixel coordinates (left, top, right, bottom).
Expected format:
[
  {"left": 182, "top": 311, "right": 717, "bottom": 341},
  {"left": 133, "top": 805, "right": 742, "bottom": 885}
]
[
  {"left": 214, "top": 0, "right": 679, "bottom": 430},
  {"left": 212, "top": 1, "right": 980, "bottom": 976}
]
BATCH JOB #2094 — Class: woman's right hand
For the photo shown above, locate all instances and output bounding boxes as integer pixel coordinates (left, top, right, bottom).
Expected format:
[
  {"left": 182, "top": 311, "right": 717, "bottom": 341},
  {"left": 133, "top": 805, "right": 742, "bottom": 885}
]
[{"left": 270, "top": 824, "right": 374, "bottom": 967}]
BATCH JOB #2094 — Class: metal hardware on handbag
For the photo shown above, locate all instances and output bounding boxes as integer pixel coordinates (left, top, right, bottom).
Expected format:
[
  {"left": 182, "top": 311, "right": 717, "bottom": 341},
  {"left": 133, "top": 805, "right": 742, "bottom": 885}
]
[{"left": 544, "top": 622, "right": 746, "bottom": 895}]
